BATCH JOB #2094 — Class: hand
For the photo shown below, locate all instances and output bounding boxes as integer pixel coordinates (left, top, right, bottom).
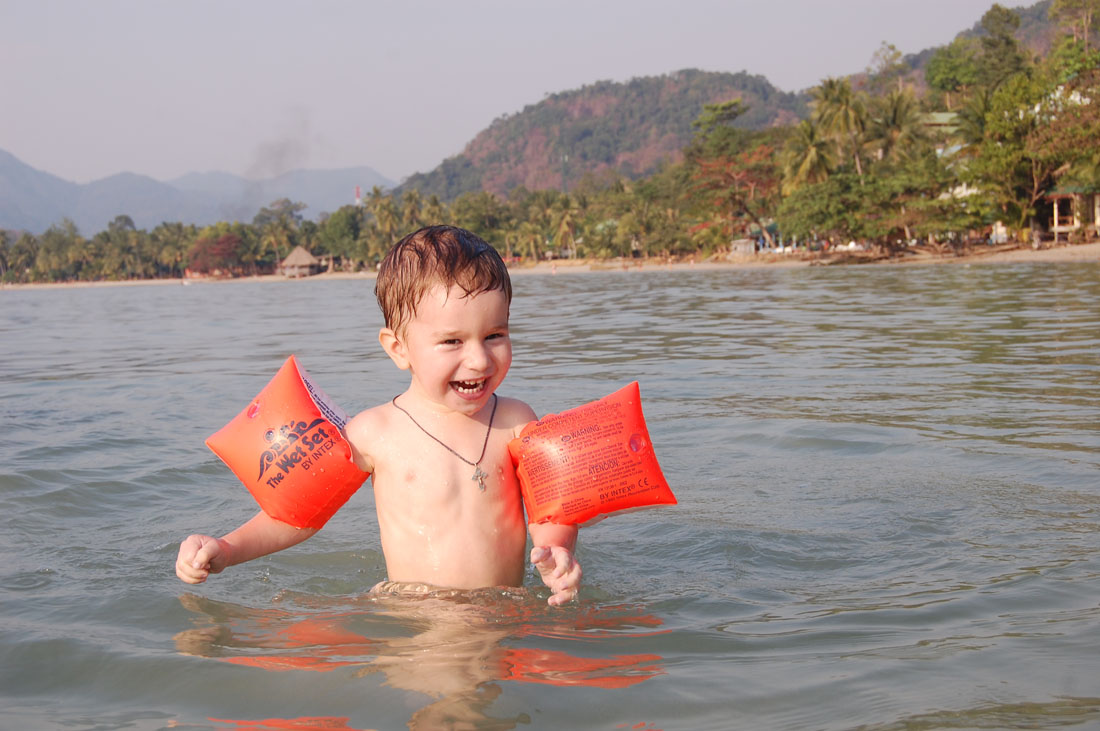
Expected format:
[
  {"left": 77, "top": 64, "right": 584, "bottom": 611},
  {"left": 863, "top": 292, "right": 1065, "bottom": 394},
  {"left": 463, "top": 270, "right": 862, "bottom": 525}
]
[
  {"left": 531, "top": 545, "right": 582, "bottom": 606},
  {"left": 175, "top": 534, "right": 229, "bottom": 584}
]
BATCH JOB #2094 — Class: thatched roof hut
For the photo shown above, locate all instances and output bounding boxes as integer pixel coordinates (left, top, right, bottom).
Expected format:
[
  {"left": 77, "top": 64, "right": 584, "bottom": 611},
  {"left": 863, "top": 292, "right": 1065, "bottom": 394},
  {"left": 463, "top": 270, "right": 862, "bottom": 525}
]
[{"left": 281, "top": 246, "right": 320, "bottom": 278}]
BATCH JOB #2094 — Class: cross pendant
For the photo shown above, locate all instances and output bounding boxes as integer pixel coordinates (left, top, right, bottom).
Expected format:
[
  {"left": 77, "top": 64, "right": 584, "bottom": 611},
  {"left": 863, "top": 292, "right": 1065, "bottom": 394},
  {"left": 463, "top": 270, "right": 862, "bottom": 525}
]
[{"left": 471, "top": 465, "right": 488, "bottom": 492}]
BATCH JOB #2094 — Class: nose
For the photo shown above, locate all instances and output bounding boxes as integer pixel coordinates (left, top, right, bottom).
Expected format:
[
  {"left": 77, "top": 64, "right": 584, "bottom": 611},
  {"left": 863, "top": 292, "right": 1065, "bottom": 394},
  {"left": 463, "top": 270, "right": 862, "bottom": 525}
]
[{"left": 463, "top": 341, "right": 490, "bottom": 371}]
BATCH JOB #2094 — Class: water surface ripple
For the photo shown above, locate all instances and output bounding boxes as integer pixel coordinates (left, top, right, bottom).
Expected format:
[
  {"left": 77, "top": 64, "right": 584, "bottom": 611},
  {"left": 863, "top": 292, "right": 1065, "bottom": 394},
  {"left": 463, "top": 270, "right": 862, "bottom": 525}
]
[{"left": 2, "top": 262, "right": 1098, "bottom": 730}]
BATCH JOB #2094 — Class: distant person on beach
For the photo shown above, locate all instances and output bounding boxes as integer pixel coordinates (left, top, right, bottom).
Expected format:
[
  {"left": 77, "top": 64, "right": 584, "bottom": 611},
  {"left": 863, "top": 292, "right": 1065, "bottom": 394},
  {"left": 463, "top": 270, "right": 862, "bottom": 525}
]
[{"left": 175, "top": 225, "right": 582, "bottom": 606}]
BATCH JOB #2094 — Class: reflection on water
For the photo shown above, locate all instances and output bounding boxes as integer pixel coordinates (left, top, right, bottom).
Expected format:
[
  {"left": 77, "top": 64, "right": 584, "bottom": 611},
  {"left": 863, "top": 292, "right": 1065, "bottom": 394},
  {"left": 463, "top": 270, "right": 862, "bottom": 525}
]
[
  {"left": 176, "top": 590, "right": 666, "bottom": 730},
  {"left": 210, "top": 716, "right": 369, "bottom": 730}
]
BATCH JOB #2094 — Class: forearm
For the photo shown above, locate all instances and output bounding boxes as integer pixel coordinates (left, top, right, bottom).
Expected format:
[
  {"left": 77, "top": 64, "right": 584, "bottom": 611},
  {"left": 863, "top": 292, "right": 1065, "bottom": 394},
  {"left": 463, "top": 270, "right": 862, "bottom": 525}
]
[
  {"left": 220, "top": 511, "right": 318, "bottom": 567},
  {"left": 529, "top": 522, "right": 578, "bottom": 552}
]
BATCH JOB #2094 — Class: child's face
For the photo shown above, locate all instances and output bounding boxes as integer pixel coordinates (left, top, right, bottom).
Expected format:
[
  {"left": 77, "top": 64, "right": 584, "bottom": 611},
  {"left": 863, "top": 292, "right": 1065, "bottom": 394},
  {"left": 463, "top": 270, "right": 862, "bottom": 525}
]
[{"left": 390, "top": 284, "right": 512, "bottom": 415}]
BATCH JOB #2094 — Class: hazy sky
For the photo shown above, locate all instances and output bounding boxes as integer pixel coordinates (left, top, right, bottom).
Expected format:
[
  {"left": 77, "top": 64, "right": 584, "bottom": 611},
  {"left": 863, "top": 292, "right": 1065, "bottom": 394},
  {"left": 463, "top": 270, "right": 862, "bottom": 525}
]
[{"left": 2, "top": 0, "right": 1008, "bottom": 185}]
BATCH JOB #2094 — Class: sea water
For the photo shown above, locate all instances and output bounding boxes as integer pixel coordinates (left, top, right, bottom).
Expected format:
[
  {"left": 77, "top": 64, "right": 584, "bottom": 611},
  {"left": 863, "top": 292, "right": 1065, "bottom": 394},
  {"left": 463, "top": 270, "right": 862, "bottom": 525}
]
[{"left": 1, "top": 263, "right": 1098, "bottom": 730}]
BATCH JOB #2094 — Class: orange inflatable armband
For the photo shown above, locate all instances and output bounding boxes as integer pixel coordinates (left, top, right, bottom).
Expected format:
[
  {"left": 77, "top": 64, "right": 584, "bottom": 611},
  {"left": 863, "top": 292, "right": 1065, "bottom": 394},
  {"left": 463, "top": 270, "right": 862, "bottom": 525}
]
[
  {"left": 205, "top": 355, "right": 369, "bottom": 529},
  {"left": 508, "top": 382, "right": 675, "bottom": 526}
]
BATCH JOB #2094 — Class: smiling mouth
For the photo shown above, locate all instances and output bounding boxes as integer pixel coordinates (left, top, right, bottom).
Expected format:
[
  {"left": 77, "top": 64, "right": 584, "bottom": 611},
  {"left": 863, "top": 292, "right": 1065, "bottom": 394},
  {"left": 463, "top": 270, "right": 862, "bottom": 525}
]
[{"left": 451, "top": 379, "right": 487, "bottom": 395}]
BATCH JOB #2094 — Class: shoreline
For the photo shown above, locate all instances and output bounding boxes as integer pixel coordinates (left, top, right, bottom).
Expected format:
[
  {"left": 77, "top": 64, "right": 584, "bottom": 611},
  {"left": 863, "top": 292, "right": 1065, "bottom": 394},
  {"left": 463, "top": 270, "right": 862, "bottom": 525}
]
[{"left": 4, "top": 241, "right": 1099, "bottom": 292}]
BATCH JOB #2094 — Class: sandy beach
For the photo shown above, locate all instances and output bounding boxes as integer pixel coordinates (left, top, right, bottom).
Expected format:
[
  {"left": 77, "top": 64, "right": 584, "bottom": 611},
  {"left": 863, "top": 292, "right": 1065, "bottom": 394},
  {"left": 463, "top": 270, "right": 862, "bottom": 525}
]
[{"left": 4, "top": 241, "right": 1099, "bottom": 291}]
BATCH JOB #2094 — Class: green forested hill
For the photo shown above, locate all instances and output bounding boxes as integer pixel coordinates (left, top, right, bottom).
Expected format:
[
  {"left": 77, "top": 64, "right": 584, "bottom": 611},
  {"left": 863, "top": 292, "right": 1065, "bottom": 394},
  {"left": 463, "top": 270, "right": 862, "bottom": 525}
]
[
  {"left": 397, "top": 69, "right": 810, "bottom": 201},
  {"left": 958, "top": 0, "right": 1058, "bottom": 53}
]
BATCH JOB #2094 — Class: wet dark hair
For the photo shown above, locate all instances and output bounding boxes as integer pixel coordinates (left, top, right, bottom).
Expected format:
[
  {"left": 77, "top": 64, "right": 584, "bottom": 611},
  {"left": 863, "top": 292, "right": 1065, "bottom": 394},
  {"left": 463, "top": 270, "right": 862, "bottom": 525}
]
[{"left": 375, "top": 225, "right": 512, "bottom": 334}]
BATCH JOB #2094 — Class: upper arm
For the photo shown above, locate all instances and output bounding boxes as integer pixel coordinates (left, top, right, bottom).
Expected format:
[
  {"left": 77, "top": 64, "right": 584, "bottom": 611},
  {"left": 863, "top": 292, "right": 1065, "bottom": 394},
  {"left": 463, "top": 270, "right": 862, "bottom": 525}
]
[
  {"left": 499, "top": 396, "right": 537, "bottom": 438},
  {"left": 344, "top": 407, "right": 384, "bottom": 474}
]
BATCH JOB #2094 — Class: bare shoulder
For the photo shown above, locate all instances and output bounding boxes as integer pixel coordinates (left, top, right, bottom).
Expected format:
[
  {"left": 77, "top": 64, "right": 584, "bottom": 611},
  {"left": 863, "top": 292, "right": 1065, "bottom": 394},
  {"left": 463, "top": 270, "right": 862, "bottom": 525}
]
[
  {"left": 344, "top": 401, "right": 396, "bottom": 473},
  {"left": 495, "top": 395, "right": 537, "bottom": 437}
]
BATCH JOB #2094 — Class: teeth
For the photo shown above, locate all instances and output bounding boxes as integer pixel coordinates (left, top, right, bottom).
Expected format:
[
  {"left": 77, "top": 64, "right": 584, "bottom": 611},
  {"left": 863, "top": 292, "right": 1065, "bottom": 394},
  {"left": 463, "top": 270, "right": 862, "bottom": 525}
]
[{"left": 453, "top": 380, "right": 485, "bottom": 394}]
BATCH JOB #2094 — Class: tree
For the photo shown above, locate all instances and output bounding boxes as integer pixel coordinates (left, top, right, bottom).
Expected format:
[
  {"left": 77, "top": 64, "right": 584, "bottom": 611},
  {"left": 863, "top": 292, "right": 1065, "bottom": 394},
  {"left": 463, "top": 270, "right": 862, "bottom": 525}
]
[
  {"left": 692, "top": 142, "right": 781, "bottom": 246},
  {"left": 371, "top": 195, "right": 401, "bottom": 248},
  {"left": 688, "top": 99, "right": 750, "bottom": 159},
  {"left": 1050, "top": 0, "right": 1100, "bottom": 52},
  {"left": 421, "top": 194, "right": 448, "bottom": 226},
  {"left": 7, "top": 233, "right": 38, "bottom": 282},
  {"left": 925, "top": 38, "right": 980, "bottom": 109},
  {"left": 782, "top": 119, "right": 834, "bottom": 194},
  {"left": 955, "top": 89, "right": 994, "bottom": 156},
  {"left": 357, "top": 219, "right": 386, "bottom": 265},
  {"left": 813, "top": 77, "right": 868, "bottom": 183},
  {"left": 975, "top": 4, "right": 1028, "bottom": 91},
  {"left": 1025, "top": 68, "right": 1100, "bottom": 190},
  {"left": 189, "top": 230, "right": 246, "bottom": 274},
  {"left": 878, "top": 151, "right": 979, "bottom": 248},
  {"left": 254, "top": 199, "right": 305, "bottom": 265},
  {"left": 101, "top": 215, "right": 155, "bottom": 279},
  {"left": 401, "top": 189, "right": 423, "bottom": 230},
  {"left": 517, "top": 221, "right": 544, "bottom": 261},
  {"left": 551, "top": 195, "right": 581, "bottom": 257},
  {"left": 452, "top": 191, "right": 507, "bottom": 243},
  {"left": 316, "top": 206, "right": 362, "bottom": 263},
  {"left": 35, "top": 219, "right": 82, "bottom": 281},
  {"left": 67, "top": 230, "right": 101, "bottom": 280},
  {"left": 868, "top": 88, "right": 930, "bottom": 164},
  {"left": 0, "top": 230, "right": 9, "bottom": 280},
  {"left": 865, "top": 41, "right": 909, "bottom": 95},
  {"left": 966, "top": 71, "right": 1058, "bottom": 228},
  {"left": 777, "top": 173, "right": 879, "bottom": 243},
  {"left": 108, "top": 215, "right": 136, "bottom": 235},
  {"left": 778, "top": 169, "right": 934, "bottom": 251},
  {"left": 151, "top": 222, "right": 196, "bottom": 277}
]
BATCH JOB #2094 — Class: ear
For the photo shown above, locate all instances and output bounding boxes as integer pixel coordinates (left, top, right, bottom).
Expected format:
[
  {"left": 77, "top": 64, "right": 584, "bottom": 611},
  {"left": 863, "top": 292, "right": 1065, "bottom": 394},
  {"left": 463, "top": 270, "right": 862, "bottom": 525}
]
[{"left": 379, "top": 327, "right": 410, "bottom": 370}]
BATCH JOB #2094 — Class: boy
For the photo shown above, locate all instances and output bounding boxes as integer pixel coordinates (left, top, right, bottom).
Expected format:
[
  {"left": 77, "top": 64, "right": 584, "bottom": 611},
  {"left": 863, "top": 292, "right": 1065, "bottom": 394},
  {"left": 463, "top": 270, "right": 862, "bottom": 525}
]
[{"left": 175, "top": 226, "right": 582, "bottom": 606}]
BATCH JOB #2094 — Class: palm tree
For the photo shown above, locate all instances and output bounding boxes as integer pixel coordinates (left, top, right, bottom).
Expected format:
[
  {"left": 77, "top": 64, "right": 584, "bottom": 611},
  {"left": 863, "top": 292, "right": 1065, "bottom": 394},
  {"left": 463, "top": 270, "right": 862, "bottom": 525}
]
[
  {"left": 401, "top": 189, "right": 423, "bottom": 231},
  {"left": 365, "top": 185, "right": 386, "bottom": 212},
  {"left": 813, "top": 77, "right": 868, "bottom": 183},
  {"left": 259, "top": 219, "right": 292, "bottom": 271},
  {"left": 422, "top": 194, "right": 448, "bottom": 225},
  {"left": 152, "top": 222, "right": 196, "bottom": 277},
  {"left": 869, "top": 89, "right": 930, "bottom": 164},
  {"left": 552, "top": 195, "right": 581, "bottom": 257},
  {"left": 374, "top": 196, "right": 401, "bottom": 248},
  {"left": 782, "top": 119, "right": 835, "bottom": 194},
  {"left": 9, "top": 233, "right": 38, "bottom": 282},
  {"left": 254, "top": 200, "right": 305, "bottom": 271},
  {"left": 36, "top": 219, "right": 82, "bottom": 280},
  {"left": 526, "top": 190, "right": 559, "bottom": 253},
  {"left": 518, "top": 221, "right": 543, "bottom": 262},
  {"left": 955, "top": 90, "right": 993, "bottom": 158},
  {"left": 357, "top": 220, "right": 387, "bottom": 265}
]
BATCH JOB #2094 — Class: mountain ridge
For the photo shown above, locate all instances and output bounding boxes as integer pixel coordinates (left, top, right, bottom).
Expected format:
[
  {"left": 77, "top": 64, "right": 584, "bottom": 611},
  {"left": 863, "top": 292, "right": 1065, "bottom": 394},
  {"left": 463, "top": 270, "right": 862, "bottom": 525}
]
[
  {"left": 0, "top": 151, "right": 393, "bottom": 235},
  {"left": 398, "top": 69, "right": 810, "bottom": 200}
]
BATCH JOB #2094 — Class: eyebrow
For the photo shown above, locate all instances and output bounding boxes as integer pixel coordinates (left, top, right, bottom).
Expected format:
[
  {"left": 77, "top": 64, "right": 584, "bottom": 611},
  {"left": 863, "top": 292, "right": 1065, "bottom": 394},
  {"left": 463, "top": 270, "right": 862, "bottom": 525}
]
[{"left": 431, "top": 321, "right": 510, "bottom": 338}]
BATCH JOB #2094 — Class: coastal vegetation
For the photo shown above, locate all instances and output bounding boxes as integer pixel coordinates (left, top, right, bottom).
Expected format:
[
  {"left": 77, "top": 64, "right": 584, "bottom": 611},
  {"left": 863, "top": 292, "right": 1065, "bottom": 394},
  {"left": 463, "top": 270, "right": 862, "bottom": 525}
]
[{"left": 2, "top": 1, "right": 1099, "bottom": 284}]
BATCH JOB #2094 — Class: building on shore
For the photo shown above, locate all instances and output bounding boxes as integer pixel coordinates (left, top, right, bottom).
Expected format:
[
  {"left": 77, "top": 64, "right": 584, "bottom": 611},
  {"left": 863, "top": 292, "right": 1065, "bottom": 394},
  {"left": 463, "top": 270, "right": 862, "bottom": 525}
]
[
  {"left": 280, "top": 246, "right": 321, "bottom": 278},
  {"left": 1044, "top": 186, "right": 1100, "bottom": 242}
]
